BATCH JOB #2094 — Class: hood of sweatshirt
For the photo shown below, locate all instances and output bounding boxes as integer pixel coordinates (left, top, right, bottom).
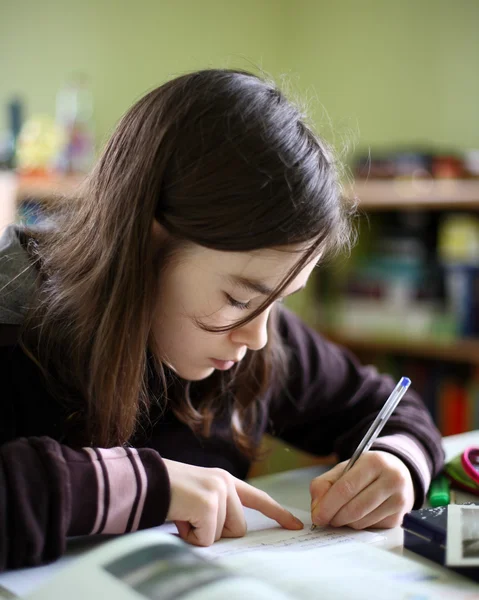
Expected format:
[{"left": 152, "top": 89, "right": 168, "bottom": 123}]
[{"left": 0, "top": 224, "right": 37, "bottom": 325}]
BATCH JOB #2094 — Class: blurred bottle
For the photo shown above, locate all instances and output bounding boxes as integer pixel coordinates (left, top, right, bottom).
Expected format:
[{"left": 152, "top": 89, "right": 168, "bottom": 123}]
[
  {"left": 431, "top": 154, "right": 464, "bottom": 179},
  {"left": 8, "top": 97, "right": 23, "bottom": 169},
  {"left": 16, "top": 115, "right": 65, "bottom": 176},
  {"left": 0, "top": 97, "right": 24, "bottom": 170},
  {"left": 437, "top": 214, "right": 479, "bottom": 337},
  {"left": 55, "top": 73, "right": 95, "bottom": 174}
]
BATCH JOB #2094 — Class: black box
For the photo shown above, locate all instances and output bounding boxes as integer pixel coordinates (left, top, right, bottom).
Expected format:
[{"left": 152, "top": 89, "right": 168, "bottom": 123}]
[{"left": 402, "top": 504, "right": 479, "bottom": 583}]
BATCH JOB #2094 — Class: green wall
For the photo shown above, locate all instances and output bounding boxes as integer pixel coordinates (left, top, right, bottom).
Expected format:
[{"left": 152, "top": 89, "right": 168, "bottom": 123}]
[
  {"left": 0, "top": 0, "right": 287, "bottom": 146},
  {"left": 1, "top": 0, "right": 478, "bottom": 152},
  {"left": 285, "top": 0, "right": 479, "bottom": 151}
]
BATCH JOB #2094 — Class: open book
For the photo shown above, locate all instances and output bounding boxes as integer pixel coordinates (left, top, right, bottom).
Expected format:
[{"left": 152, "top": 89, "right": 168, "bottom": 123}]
[{"left": 24, "top": 511, "right": 479, "bottom": 600}]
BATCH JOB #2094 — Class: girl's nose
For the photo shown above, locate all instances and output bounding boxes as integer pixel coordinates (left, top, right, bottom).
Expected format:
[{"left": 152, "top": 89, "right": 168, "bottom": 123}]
[{"left": 230, "top": 311, "right": 269, "bottom": 351}]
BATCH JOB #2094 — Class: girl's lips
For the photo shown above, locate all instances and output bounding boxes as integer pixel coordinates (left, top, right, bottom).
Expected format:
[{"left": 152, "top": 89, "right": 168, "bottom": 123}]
[{"left": 210, "top": 358, "right": 236, "bottom": 371}]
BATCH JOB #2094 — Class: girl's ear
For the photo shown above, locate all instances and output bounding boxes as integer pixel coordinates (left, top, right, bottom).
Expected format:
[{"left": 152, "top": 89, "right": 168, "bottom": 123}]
[{"left": 151, "top": 219, "right": 169, "bottom": 249}]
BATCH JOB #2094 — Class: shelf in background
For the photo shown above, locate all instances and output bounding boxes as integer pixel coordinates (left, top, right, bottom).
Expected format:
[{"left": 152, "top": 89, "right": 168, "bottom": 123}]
[
  {"left": 16, "top": 174, "right": 85, "bottom": 204},
  {"left": 9, "top": 175, "right": 479, "bottom": 211},
  {"left": 351, "top": 179, "right": 479, "bottom": 211},
  {"left": 319, "top": 328, "right": 479, "bottom": 365}
]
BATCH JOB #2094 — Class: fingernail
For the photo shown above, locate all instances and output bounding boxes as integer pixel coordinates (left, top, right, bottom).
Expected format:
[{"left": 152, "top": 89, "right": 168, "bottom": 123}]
[{"left": 291, "top": 514, "right": 304, "bottom": 528}]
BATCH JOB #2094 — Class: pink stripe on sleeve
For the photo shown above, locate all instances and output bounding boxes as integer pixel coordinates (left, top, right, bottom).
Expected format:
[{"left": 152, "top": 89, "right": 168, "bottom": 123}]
[
  {"left": 127, "top": 448, "right": 148, "bottom": 532},
  {"left": 95, "top": 447, "right": 139, "bottom": 534},
  {"left": 83, "top": 447, "right": 106, "bottom": 535}
]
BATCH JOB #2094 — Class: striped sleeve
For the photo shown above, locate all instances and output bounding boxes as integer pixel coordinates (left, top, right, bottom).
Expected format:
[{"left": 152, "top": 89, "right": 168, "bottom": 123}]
[
  {"left": 0, "top": 437, "right": 170, "bottom": 571},
  {"left": 67, "top": 445, "right": 169, "bottom": 536}
]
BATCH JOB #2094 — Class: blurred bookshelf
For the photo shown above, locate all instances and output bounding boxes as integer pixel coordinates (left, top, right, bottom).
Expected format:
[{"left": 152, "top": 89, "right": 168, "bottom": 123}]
[
  {"left": 0, "top": 173, "right": 84, "bottom": 230},
  {"left": 11, "top": 174, "right": 479, "bottom": 210},
  {"left": 352, "top": 179, "right": 479, "bottom": 211},
  {"left": 321, "top": 177, "right": 479, "bottom": 364},
  {"left": 312, "top": 175, "right": 479, "bottom": 439},
  {"left": 10, "top": 177, "right": 479, "bottom": 362},
  {"left": 16, "top": 173, "right": 84, "bottom": 205},
  {"left": 320, "top": 329, "right": 479, "bottom": 365}
]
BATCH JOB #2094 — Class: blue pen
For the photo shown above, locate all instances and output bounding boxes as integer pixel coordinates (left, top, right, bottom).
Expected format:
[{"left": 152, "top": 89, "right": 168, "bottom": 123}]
[
  {"left": 311, "top": 376, "right": 411, "bottom": 530},
  {"left": 342, "top": 376, "right": 412, "bottom": 474}
]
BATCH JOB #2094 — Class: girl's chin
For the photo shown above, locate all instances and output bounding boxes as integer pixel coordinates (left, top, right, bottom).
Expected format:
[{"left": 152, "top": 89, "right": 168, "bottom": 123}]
[{"left": 173, "top": 365, "right": 216, "bottom": 381}]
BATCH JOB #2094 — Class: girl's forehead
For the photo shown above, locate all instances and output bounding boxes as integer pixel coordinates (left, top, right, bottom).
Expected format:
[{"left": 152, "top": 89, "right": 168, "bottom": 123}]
[
  {"left": 188, "top": 244, "right": 317, "bottom": 291},
  {"left": 192, "top": 244, "right": 310, "bottom": 272}
]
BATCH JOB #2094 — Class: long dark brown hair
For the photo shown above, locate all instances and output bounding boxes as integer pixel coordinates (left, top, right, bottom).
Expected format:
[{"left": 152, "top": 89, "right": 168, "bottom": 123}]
[{"left": 22, "top": 69, "right": 355, "bottom": 456}]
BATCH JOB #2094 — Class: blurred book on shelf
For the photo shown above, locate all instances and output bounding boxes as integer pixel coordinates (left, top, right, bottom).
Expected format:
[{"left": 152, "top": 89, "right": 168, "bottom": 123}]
[
  {"left": 313, "top": 175, "right": 479, "bottom": 436},
  {"left": 438, "top": 213, "right": 479, "bottom": 338},
  {"left": 317, "top": 208, "right": 479, "bottom": 342},
  {"left": 317, "top": 211, "right": 455, "bottom": 340},
  {"left": 353, "top": 147, "right": 479, "bottom": 180},
  {"left": 0, "top": 72, "right": 95, "bottom": 178}
]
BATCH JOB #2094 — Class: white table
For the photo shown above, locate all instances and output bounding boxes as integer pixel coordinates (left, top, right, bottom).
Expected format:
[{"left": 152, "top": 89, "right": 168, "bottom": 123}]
[{"left": 0, "top": 432, "right": 477, "bottom": 598}]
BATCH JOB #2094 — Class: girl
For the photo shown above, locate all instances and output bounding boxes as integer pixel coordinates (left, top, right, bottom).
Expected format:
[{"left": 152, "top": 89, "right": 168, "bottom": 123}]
[{"left": 0, "top": 69, "right": 443, "bottom": 570}]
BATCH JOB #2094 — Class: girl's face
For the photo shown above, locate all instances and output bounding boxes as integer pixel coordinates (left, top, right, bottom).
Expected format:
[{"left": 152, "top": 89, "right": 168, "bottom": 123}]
[{"left": 152, "top": 234, "right": 317, "bottom": 381}]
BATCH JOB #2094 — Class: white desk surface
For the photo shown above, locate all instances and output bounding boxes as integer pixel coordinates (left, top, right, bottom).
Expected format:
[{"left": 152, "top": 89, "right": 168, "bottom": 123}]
[{"left": 1, "top": 431, "right": 478, "bottom": 597}]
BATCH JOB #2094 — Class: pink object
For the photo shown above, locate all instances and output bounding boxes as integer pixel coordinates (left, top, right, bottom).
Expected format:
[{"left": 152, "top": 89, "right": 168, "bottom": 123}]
[{"left": 461, "top": 446, "right": 479, "bottom": 485}]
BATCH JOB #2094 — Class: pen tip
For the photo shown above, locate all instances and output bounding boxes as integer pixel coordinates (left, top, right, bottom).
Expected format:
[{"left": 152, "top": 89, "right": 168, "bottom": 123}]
[{"left": 400, "top": 377, "right": 411, "bottom": 388}]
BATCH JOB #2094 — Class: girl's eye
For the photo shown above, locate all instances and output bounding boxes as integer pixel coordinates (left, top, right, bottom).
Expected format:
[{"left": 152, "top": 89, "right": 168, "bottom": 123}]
[{"left": 225, "top": 294, "right": 251, "bottom": 310}]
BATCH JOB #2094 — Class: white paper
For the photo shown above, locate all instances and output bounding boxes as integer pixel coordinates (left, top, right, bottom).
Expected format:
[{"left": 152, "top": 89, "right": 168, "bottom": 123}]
[
  {"left": 447, "top": 504, "right": 479, "bottom": 567},
  {"left": 26, "top": 531, "right": 286, "bottom": 600},
  {"left": 25, "top": 531, "right": 479, "bottom": 600},
  {"left": 223, "top": 542, "right": 479, "bottom": 600},
  {"left": 194, "top": 507, "right": 382, "bottom": 559},
  {"left": 0, "top": 536, "right": 111, "bottom": 597},
  {"left": 0, "top": 506, "right": 381, "bottom": 597}
]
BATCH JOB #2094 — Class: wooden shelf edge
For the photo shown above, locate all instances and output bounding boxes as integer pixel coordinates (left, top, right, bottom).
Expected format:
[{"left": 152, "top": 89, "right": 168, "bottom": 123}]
[
  {"left": 16, "top": 174, "right": 85, "bottom": 204},
  {"left": 10, "top": 175, "right": 479, "bottom": 211},
  {"left": 318, "top": 327, "right": 479, "bottom": 365},
  {"left": 349, "top": 179, "right": 479, "bottom": 211}
]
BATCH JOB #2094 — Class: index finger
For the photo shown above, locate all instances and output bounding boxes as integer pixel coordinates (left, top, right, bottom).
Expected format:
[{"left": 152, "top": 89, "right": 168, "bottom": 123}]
[{"left": 234, "top": 478, "right": 303, "bottom": 530}]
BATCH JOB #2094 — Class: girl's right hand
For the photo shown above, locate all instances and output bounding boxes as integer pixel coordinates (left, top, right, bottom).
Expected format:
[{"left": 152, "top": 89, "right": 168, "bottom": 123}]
[{"left": 163, "top": 458, "right": 304, "bottom": 546}]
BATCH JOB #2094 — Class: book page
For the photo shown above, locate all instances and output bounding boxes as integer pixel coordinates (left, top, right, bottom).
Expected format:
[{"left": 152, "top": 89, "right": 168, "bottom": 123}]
[
  {"left": 193, "top": 507, "right": 383, "bottom": 559},
  {"left": 26, "top": 529, "right": 479, "bottom": 600},
  {"left": 0, "top": 506, "right": 382, "bottom": 598},
  {"left": 222, "top": 542, "right": 479, "bottom": 600},
  {"left": 26, "top": 531, "right": 291, "bottom": 600}
]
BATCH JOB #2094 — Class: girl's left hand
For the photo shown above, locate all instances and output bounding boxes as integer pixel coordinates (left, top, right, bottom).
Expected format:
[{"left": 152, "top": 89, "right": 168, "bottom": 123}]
[{"left": 310, "top": 451, "right": 415, "bottom": 530}]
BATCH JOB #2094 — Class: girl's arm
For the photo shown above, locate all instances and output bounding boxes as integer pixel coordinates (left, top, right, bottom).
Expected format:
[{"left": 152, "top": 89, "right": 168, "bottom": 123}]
[
  {"left": 0, "top": 436, "right": 170, "bottom": 571},
  {"left": 0, "top": 330, "right": 171, "bottom": 571},
  {"left": 268, "top": 307, "right": 445, "bottom": 509}
]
